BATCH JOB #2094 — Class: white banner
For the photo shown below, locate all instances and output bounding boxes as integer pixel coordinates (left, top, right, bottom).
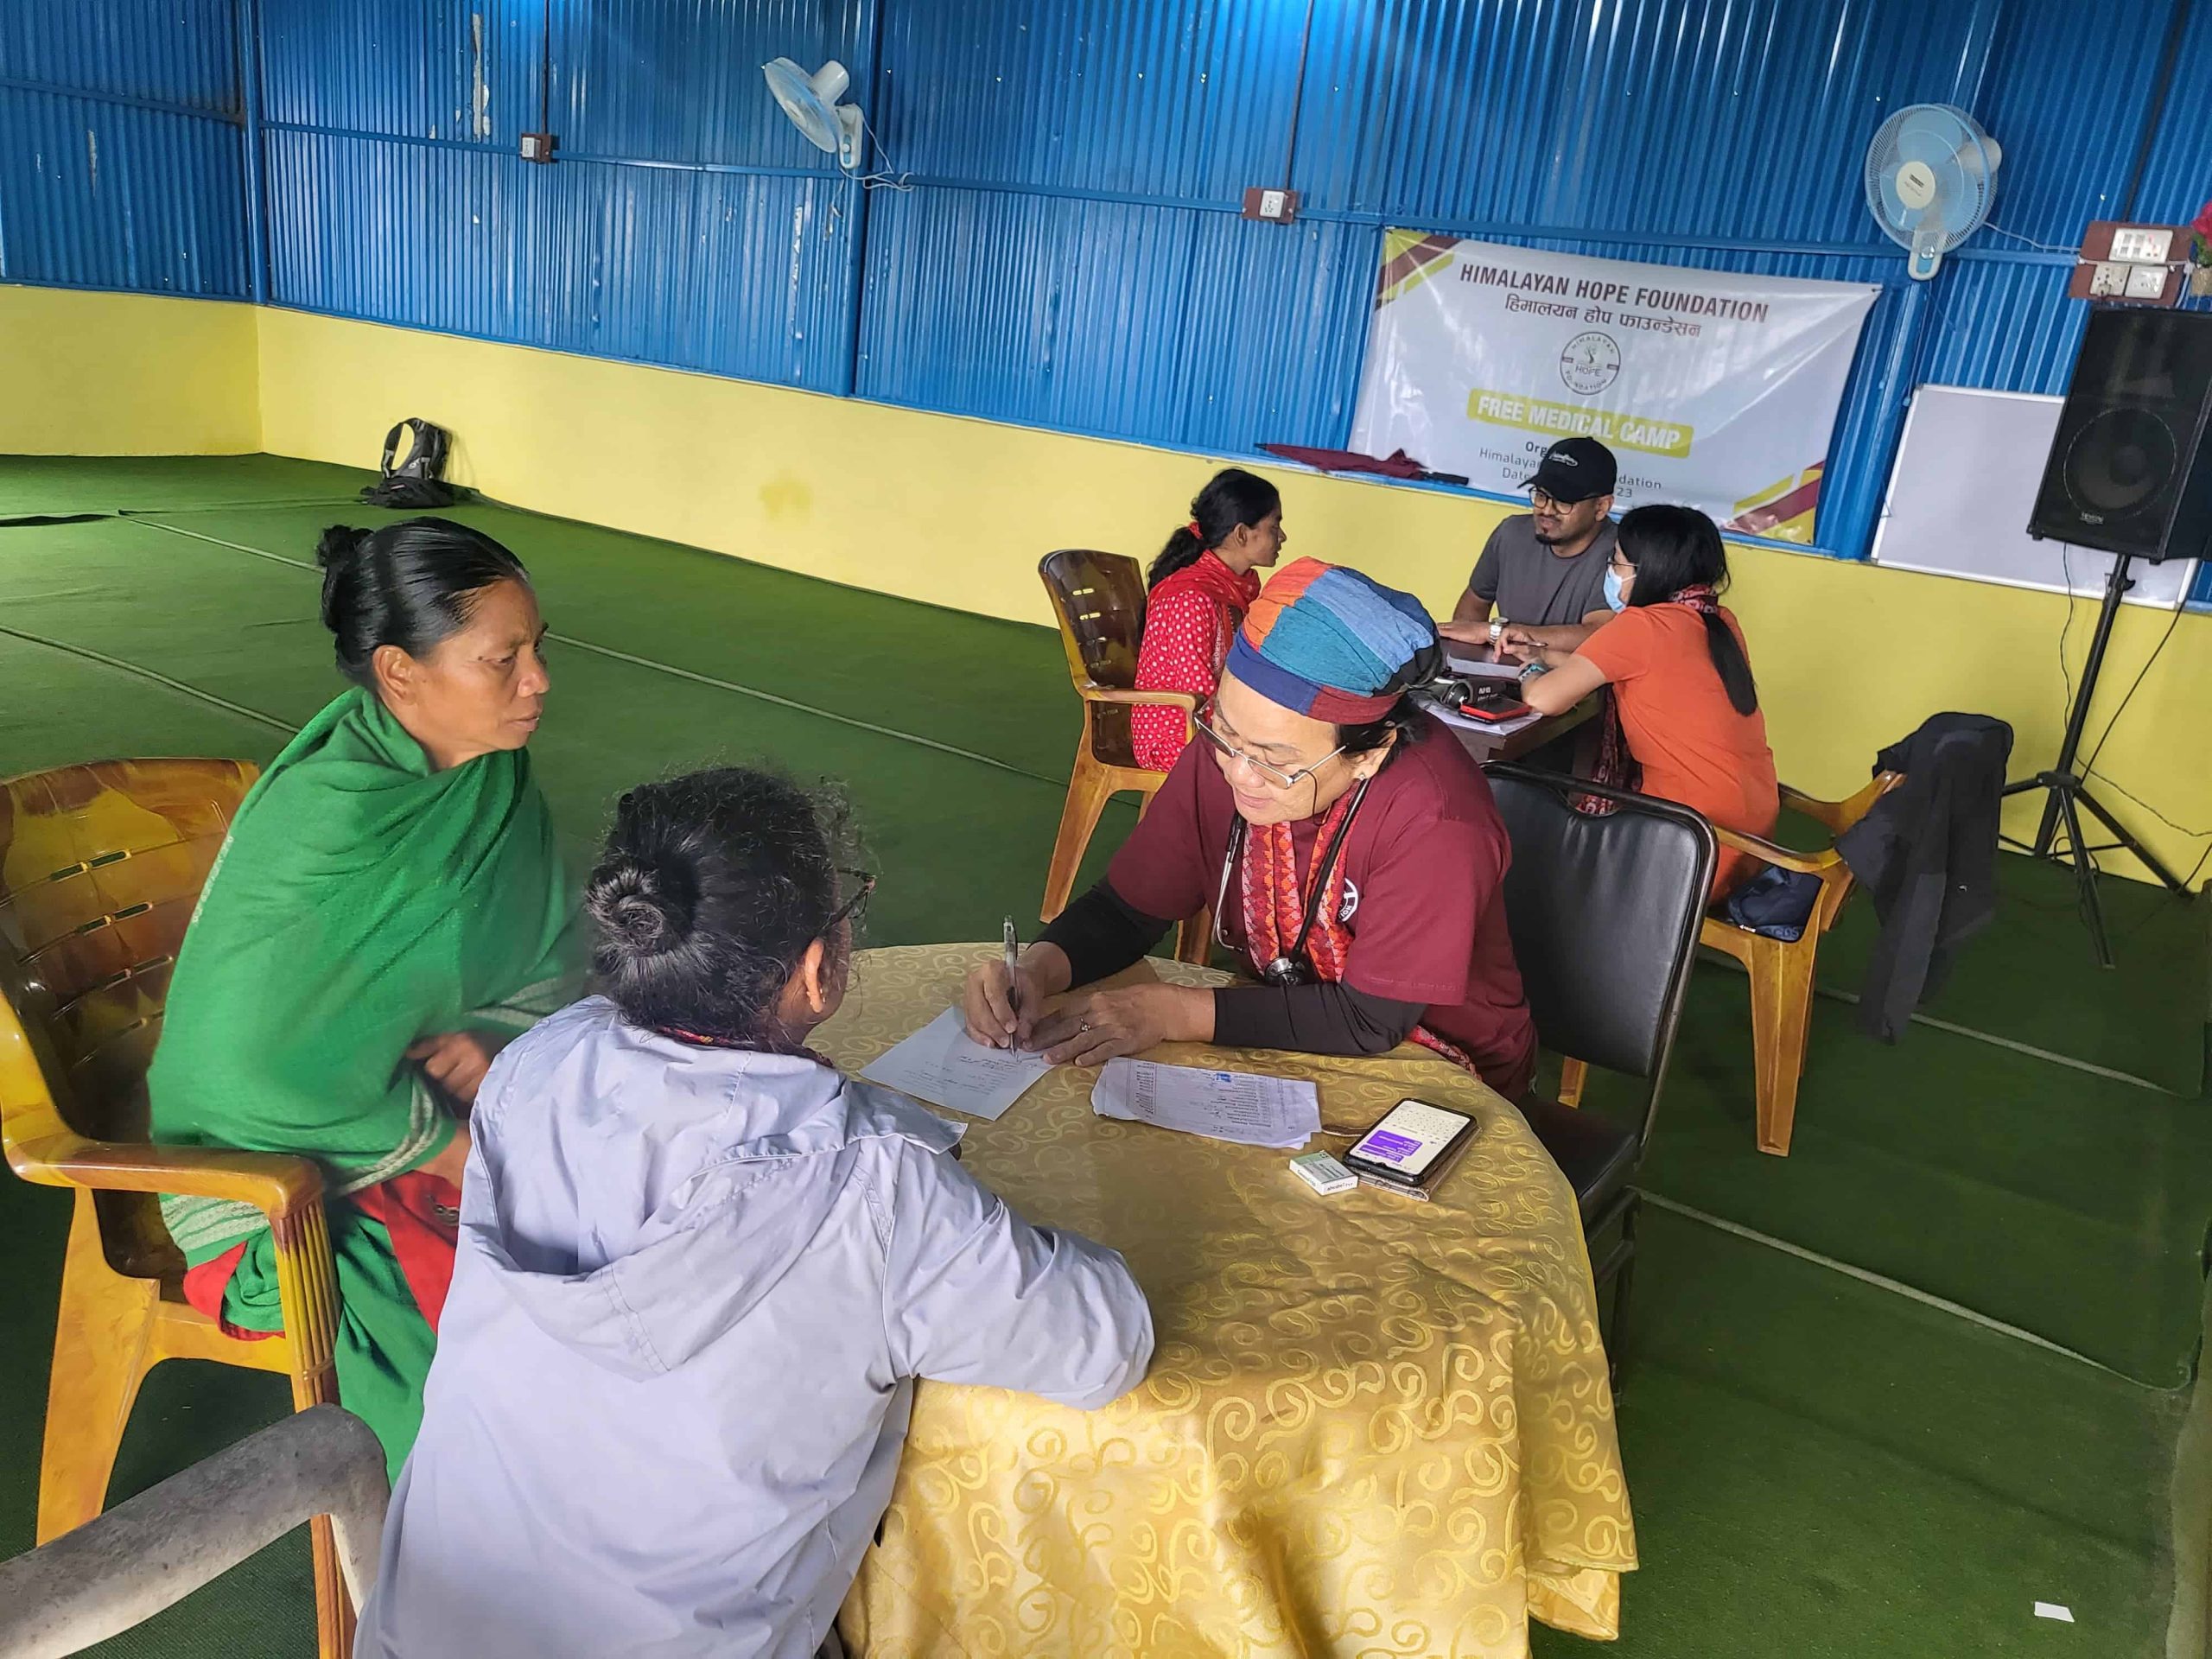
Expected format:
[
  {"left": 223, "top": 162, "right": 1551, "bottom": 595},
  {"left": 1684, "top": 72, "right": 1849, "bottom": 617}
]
[{"left": 1350, "top": 234, "right": 1878, "bottom": 543}]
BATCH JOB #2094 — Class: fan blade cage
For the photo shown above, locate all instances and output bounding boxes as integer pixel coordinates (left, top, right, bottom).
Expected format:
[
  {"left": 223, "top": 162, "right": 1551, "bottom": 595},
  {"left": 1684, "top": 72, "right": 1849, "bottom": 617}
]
[
  {"left": 763, "top": 57, "right": 846, "bottom": 156},
  {"left": 1865, "top": 103, "right": 1999, "bottom": 255}
]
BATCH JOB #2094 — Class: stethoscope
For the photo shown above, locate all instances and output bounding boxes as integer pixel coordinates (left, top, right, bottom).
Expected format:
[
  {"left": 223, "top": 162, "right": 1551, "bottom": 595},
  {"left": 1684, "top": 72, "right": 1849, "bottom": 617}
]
[{"left": 1213, "top": 775, "right": 1374, "bottom": 987}]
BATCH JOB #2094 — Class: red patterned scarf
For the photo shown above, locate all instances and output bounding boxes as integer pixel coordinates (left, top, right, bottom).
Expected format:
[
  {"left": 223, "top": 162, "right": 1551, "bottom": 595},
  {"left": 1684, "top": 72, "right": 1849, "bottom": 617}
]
[
  {"left": 1177, "top": 550, "right": 1263, "bottom": 668},
  {"left": 1233, "top": 791, "right": 1482, "bottom": 1075},
  {"left": 1580, "top": 583, "right": 1721, "bottom": 815}
]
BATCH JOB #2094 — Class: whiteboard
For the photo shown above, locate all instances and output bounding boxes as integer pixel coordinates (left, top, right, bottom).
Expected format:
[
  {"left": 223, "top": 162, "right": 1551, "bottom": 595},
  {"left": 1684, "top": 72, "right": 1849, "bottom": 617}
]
[{"left": 1872, "top": 384, "right": 2197, "bottom": 609}]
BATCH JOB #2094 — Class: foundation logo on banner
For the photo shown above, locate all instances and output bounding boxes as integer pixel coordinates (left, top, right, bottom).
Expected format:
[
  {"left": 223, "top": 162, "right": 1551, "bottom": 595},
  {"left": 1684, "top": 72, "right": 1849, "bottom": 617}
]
[
  {"left": 1353, "top": 235, "right": 1878, "bottom": 544},
  {"left": 1560, "top": 332, "right": 1621, "bottom": 395}
]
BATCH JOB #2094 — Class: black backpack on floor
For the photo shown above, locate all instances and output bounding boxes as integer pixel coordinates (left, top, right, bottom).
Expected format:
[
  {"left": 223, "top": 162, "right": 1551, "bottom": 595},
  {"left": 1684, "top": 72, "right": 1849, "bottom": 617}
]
[{"left": 360, "top": 419, "right": 464, "bottom": 508}]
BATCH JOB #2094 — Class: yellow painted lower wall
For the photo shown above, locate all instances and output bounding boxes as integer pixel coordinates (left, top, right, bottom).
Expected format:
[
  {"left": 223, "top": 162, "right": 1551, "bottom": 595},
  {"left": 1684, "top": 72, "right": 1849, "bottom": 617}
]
[
  {"left": 0, "top": 286, "right": 259, "bottom": 454},
  {"left": 255, "top": 307, "right": 2211, "bottom": 889}
]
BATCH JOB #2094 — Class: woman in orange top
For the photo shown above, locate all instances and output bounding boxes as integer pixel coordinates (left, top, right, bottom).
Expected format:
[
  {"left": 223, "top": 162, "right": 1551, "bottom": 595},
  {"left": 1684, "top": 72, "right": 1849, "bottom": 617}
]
[
  {"left": 1131, "top": 468, "right": 1287, "bottom": 771},
  {"left": 1510, "top": 504, "right": 1779, "bottom": 896}
]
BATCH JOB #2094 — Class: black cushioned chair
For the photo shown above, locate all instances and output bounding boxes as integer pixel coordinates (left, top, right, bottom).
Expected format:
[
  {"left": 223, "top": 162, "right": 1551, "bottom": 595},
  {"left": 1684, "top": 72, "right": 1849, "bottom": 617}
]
[{"left": 1488, "top": 765, "right": 1715, "bottom": 1387}]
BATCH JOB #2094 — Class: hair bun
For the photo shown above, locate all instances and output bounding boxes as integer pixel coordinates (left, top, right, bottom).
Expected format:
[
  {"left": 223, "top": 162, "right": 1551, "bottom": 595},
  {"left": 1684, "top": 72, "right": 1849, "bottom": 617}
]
[
  {"left": 585, "top": 858, "right": 697, "bottom": 962},
  {"left": 315, "top": 524, "right": 367, "bottom": 572},
  {"left": 315, "top": 525, "right": 372, "bottom": 640}
]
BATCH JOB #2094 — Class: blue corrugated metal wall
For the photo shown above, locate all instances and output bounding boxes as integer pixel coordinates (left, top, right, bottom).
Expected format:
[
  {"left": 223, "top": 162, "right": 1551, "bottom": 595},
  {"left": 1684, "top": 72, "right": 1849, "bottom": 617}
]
[
  {"left": 0, "top": 0, "right": 249, "bottom": 295},
  {"left": 5, "top": 0, "right": 2209, "bottom": 592},
  {"left": 257, "top": 0, "right": 868, "bottom": 391}
]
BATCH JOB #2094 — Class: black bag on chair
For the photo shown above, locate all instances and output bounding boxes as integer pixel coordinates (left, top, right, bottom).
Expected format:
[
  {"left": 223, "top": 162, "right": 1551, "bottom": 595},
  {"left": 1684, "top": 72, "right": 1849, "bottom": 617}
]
[
  {"left": 359, "top": 419, "right": 463, "bottom": 508},
  {"left": 1836, "top": 713, "right": 2012, "bottom": 1043}
]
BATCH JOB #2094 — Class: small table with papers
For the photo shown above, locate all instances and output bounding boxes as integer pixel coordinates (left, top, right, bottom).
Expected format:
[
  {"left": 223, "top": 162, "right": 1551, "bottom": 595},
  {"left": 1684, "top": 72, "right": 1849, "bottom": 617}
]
[
  {"left": 1426, "top": 644, "right": 1601, "bottom": 768},
  {"left": 817, "top": 943, "right": 1637, "bottom": 1659}
]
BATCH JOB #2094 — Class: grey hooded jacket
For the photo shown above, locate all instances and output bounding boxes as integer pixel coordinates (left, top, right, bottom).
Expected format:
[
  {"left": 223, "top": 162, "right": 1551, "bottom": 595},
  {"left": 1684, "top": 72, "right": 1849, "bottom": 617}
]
[{"left": 355, "top": 996, "right": 1153, "bottom": 1658}]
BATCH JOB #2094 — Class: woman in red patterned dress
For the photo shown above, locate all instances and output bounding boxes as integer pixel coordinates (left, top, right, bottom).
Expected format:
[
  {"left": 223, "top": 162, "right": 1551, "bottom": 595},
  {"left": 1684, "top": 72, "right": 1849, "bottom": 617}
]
[{"left": 1130, "top": 468, "right": 1286, "bottom": 772}]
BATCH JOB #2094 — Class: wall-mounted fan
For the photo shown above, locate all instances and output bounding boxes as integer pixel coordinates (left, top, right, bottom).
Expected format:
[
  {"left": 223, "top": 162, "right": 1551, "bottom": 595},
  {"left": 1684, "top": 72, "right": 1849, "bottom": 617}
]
[
  {"left": 1864, "top": 104, "right": 2003, "bottom": 280},
  {"left": 763, "top": 58, "right": 863, "bottom": 172}
]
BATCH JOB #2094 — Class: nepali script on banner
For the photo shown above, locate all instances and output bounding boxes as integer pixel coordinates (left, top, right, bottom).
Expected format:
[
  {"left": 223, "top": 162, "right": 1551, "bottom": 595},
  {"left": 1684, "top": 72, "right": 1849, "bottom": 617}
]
[{"left": 1350, "top": 234, "right": 1878, "bottom": 543}]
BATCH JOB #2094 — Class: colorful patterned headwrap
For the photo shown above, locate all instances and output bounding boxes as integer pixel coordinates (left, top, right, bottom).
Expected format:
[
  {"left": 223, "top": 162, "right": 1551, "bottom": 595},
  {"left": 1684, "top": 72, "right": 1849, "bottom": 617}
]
[{"left": 1223, "top": 557, "right": 1439, "bottom": 722}]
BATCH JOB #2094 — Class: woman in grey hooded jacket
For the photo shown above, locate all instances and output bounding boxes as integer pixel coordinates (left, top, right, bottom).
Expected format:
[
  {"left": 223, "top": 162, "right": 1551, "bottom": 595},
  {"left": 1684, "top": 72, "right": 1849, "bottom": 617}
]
[{"left": 356, "top": 769, "right": 1154, "bottom": 1659}]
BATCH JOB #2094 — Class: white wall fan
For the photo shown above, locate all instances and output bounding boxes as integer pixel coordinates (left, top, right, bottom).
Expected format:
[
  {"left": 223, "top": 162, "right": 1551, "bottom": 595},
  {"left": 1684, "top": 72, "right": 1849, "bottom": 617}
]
[
  {"left": 763, "top": 58, "right": 864, "bottom": 173},
  {"left": 1864, "top": 104, "right": 2003, "bottom": 280}
]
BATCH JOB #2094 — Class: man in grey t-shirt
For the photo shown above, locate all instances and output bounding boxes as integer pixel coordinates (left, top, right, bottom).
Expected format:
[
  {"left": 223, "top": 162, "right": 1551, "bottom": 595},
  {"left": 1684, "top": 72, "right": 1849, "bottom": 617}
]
[{"left": 1442, "top": 437, "right": 1618, "bottom": 645}]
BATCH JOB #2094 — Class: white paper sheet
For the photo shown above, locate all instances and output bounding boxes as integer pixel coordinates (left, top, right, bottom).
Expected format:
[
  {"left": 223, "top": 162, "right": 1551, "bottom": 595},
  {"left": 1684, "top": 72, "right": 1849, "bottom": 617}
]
[
  {"left": 860, "top": 1007, "right": 1052, "bottom": 1122},
  {"left": 1425, "top": 698, "right": 1546, "bottom": 738},
  {"left": 1090, "top": 1059, "right": 1320, "bottom": 1149}
]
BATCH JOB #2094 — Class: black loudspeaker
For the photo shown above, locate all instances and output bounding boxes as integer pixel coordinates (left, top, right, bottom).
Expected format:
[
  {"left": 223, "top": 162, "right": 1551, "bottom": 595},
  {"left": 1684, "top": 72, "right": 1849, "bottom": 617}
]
[{"left": 2027, "top": 306, "right": 2212, "bottom": 562}]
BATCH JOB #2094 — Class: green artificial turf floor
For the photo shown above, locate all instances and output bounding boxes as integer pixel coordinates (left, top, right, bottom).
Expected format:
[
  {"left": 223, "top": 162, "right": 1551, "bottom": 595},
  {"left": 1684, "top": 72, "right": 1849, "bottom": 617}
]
[{"left": 2, "top": 455, "right": 2206, "bottom": 1657}]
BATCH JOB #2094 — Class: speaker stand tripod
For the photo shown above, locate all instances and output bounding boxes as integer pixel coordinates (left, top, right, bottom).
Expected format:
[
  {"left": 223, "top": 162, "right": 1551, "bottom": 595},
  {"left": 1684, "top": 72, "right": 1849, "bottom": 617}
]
[{"left": 2000, "top": 551, "right": 2190, "bottom": 968}]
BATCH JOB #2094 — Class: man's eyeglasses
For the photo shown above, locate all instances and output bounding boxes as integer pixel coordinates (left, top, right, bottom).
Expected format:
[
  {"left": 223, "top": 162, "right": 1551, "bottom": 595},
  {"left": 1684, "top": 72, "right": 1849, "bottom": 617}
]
[
  {"left": 1531, "top": 488, "right": 1587, "bottom": 513},
  {"left": 822, "top": 868, "right": 875, "bottom": 939},
  {"left": 1192, "top": 707, "right": 1344, "bottom": 792}
]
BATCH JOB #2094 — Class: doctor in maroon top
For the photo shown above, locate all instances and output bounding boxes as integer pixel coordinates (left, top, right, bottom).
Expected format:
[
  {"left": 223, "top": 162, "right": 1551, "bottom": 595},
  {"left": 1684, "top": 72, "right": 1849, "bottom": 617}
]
[{"left": 964, "top": 557, "right": 1536, "bottom": 1102}]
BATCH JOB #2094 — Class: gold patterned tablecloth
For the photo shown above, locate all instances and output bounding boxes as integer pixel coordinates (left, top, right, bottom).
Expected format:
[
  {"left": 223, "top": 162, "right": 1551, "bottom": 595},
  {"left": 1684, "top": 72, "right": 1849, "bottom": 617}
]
[{"left": 821, "top": 945, "right": 1635, "bottom": 1659}]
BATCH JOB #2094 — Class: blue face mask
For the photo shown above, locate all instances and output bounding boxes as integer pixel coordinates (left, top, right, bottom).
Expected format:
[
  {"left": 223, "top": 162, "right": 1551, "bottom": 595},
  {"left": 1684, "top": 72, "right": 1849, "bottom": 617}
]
[{"left": 1603, "top": 568, "right": 1628, "bottom": 612}]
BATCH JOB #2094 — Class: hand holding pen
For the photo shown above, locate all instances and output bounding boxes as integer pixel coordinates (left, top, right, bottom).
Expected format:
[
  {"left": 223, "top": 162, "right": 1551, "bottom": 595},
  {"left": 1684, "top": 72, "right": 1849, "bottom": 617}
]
[{"left": 963, "top": 915, "right": 1043, "bottom": 1050}]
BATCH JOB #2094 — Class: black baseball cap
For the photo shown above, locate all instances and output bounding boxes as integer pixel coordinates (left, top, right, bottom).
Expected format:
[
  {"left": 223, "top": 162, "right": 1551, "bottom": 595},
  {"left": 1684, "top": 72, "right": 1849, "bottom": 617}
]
[{"left": 1522, "top": 437, "right": 1618, "bottom": 502}]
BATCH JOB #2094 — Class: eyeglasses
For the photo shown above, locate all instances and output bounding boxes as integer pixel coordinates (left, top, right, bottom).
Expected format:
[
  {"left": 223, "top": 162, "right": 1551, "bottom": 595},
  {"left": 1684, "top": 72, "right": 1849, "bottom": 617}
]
[
  {"left": 1531, "top": 489, "right": 1587, "bottom": 513},
  {"left": 1192, "top": 707, "right": 1344, "bottom": 792},
  {"left": 821, "top": 868, "right": 875, "bottom": 939}
]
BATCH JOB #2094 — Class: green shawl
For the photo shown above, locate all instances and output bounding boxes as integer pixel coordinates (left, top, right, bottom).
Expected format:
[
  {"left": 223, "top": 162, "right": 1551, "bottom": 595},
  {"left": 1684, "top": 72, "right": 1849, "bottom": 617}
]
[{"left": 152, "top": 687, "right": 579, "bottom": 1263}]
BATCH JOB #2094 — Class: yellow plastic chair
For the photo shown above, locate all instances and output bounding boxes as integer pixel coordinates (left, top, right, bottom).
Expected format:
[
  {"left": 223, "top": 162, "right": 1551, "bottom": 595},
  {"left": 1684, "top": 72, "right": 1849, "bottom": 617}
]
[
  {"left": 0, "top": 759, "right": 354, "bottom": 1659},
  {"left": 1037, "top": 550, "right": 1211, "bottom": 964},
  {"left": 1555, "top": 773, "right": 1905, "bottom": 1156},
  {"left": 1694, "top": 772, "right": 1905, "bottom": 1155}
]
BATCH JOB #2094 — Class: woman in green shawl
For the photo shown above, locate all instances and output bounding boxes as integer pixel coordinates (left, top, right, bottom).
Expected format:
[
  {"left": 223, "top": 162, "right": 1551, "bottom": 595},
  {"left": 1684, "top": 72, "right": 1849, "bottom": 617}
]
[{"left": 150, "top": 518, "right": 579, "bottom": 1475}]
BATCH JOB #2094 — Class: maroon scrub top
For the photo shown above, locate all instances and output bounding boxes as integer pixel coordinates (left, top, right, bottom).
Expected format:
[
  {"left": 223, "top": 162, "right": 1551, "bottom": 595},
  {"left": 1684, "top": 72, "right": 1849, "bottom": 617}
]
[{"left": 1108, "top": 713, "right": 1537, "bottom": 1098}]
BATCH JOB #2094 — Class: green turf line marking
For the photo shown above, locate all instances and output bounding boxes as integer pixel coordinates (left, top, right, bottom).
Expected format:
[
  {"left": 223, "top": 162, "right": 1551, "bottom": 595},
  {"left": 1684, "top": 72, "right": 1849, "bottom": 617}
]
[
  {"left": 1810, "top": 982, "right": 2176, "bottom": 1095},
  {"left": 544, "top": 636, "right": 1065, "bottom": 787},
  {"left": 137, "top": 519, "right": 1070, "bottom": 789},
  {"left": 118, "top": 499, "right": 365, "bottom": 513},
  {"left": 1698, "top": 945, "right": 2183, "bottom": 1096},
  {"left": 1645, "top": 1191, "right": 2175, "bottom": 1388},
  {"left": 0, "top": 626, "right": 294, "bottom": 734}
]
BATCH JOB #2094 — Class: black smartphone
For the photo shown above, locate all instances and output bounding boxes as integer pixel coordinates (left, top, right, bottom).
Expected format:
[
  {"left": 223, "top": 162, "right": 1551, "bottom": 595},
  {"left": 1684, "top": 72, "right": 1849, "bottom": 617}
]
[{"left": 1343, "top": 1099, "right": 1478, "bottom": 1187}]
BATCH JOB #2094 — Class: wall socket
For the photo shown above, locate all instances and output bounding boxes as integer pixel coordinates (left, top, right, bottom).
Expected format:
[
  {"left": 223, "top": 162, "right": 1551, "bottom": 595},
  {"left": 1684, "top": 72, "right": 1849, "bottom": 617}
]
[
  {"left": 2069, "top": 220, "right": 2187, "bottom": 306},
  {"left": 1241, "top": 187, "right": 1300, "bottom": 223},
  {"left": 520, "top": 131, "right": 558, "bottom": 164}
]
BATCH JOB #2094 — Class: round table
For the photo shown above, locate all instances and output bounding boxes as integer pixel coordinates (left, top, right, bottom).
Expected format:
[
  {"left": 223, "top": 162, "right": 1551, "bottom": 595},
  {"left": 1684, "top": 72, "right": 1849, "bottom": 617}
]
[{"left": 820, "top": 944, "right": 1636, "bottom": 1659}]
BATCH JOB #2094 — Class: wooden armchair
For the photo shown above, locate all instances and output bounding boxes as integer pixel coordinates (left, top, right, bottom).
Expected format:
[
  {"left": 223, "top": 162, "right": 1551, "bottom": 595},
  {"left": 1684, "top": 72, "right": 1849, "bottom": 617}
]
[
  {"left": 0, "top": 759, "right": 355, "bottom": 1659},
  {"left": 1037, "top": 550, "right": 1210, "bottom": 964},
  {"left": 1694, "top": 772, "right": 1905, "bottom": 1156}
]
